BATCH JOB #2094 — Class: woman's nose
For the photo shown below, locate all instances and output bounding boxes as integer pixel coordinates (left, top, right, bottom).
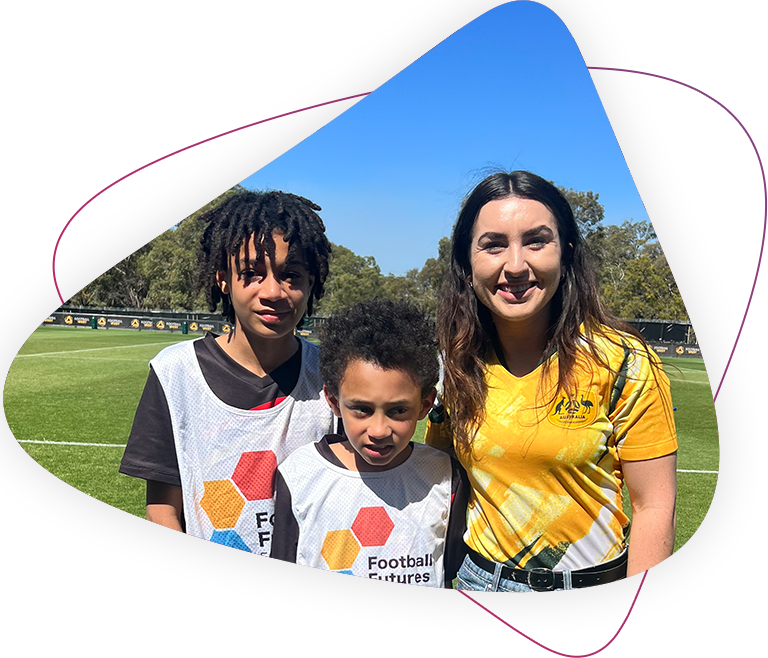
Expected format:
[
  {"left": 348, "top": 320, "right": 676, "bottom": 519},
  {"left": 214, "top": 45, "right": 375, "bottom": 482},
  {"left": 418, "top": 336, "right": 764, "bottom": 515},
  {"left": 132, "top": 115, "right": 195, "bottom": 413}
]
[{"left": 503, "top": 244, "right": 528, "bottom": 277}]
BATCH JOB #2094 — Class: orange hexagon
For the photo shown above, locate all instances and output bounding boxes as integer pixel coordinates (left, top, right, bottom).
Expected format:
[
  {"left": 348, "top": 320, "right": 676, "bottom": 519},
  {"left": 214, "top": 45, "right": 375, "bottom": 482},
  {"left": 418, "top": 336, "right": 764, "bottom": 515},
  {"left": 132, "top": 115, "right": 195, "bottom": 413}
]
[
  {"left": 321, "top": 529, "right": 361, "bottom": 570},
  {"left": 200, "top": 480, "right": 245, "bottom": 529},
  {"left": 351, "top": 507, "right": 394, "bottom": 547}
]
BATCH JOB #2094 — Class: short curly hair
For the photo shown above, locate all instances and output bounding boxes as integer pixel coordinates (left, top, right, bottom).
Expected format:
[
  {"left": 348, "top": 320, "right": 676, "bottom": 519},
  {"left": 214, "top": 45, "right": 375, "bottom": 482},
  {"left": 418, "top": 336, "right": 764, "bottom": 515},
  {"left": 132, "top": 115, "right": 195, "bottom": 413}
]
[
  {"left": 320, "top": 299, "right": 439, "bottom": 397},
  {"left": 197, "top": 189, "right": 331, "bottom": 323}
]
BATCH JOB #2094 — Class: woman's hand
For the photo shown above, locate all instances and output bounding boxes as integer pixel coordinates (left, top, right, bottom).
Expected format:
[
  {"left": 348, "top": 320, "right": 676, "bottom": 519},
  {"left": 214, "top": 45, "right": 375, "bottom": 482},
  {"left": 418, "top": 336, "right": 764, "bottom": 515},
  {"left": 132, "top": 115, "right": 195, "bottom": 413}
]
[{"left": 623, "top": 452, "right": 677, "bottom": 577}]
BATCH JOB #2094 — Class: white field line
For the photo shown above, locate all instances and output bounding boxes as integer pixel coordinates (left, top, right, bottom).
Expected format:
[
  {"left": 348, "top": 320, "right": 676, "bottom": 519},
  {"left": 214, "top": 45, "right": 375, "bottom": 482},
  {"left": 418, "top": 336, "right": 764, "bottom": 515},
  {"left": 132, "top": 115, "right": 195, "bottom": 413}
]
[
  {"left": 18, "top": 439, "right": 127, "bottom": 447},
  {"left": 17, "top": 439, "right": 721, "bottom": 474},
  {"left": 15, "top": 341, "right": 183, "bottom": 358}
]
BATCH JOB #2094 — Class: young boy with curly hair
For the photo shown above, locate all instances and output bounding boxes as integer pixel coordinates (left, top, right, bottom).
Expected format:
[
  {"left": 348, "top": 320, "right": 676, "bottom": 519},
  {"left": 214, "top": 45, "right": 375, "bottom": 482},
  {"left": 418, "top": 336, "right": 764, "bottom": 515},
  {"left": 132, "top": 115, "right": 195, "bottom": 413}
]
[
  {"left": 270, "top": 299, "right": 467, "bottom": 587},
  {"left": 120, "top": 189, "right": 336, "bottom": 555}
]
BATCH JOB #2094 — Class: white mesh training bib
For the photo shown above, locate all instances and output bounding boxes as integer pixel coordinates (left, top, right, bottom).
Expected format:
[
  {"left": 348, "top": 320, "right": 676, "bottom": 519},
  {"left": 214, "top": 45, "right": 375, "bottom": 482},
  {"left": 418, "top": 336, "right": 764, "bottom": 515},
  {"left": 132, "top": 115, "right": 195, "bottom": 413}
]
[{"left": 152, "top": 338, "right": 335, "bottom": 555}]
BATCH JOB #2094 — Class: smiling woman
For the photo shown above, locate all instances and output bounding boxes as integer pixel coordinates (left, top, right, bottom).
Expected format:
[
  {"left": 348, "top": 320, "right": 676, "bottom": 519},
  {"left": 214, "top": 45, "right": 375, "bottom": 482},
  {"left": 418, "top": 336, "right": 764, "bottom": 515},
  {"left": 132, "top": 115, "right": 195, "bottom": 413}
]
[
  {"left": 470, "top": 197, "right": 564, "bottom": 376},
  {"left": 427, "top": 170, "right": 678, "bottom": 592}
]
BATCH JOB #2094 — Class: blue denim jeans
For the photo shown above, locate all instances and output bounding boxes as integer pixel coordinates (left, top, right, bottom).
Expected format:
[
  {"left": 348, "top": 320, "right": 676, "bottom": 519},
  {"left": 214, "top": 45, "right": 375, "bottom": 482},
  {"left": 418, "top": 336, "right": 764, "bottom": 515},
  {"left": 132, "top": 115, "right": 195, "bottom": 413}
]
[{"left": 456, "top": 554, "right": 565, "bottom": 592}]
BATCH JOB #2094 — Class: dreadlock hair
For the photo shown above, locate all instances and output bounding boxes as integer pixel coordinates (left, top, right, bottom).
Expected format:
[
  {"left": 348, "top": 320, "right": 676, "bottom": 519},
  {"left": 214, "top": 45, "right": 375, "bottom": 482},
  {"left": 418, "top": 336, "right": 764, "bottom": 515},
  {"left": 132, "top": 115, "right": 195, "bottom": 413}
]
[
  {"left": 197, "top": 189, "right": 331, "bottom": 324},
  {"left": 438, "top": 170, "right": 649, "bottom": 453},
  {"left": 320, "top": 299, "right": 439, "bottom": 398}
]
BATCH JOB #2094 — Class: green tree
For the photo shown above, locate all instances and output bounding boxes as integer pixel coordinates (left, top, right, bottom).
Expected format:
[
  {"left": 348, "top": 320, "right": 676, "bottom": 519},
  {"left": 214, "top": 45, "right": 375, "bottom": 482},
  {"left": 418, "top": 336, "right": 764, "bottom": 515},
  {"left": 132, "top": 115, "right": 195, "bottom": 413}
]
[
  {"left": 597, "top": 220, "right": 687, "bottom": 321},
  {"left": 138, "top": 216, "right": 206, "bottom": 311},
  {"left": 381, "top": 269, "right": 422, "bottom": 307},
  {"left": 67, "top": 245, "right": 152, "bottom": 308},
  {"left": 317, "top": 244, "right": 386, "bottom": 314},
  {"left": 67, "top": 185, "right": 244, "bottom": 311},
  {"left": 409, "top": 236, "right": 451, "bottom": 316},
  {"left": 558, "top": 186, "right": 605, "bottom": 240}
]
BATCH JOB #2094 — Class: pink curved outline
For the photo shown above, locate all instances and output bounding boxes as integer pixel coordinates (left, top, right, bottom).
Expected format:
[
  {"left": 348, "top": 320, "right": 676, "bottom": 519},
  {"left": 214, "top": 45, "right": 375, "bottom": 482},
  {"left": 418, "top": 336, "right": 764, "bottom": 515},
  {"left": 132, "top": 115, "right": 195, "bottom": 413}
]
[
  {"left": 457, "top": 66, "right": 765, "bottom": 654},
  {"left": 49, "top": 67, "right": 764, "bottom": 654},
  {"left": 51, "top": 92, "right": 372, "bottom": 304},
  {"left": 458, "top": 572, "right": 647, "bottom": 657},
  {"left": 588, "top": 67, "right": 766, "bottom": 404}
]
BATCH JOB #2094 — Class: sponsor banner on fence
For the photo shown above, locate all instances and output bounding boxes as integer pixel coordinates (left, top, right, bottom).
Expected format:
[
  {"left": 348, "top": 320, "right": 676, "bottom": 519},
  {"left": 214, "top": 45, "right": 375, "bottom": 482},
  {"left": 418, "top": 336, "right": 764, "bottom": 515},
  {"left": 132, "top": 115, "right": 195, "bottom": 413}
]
[
  {"left": 650, "top": 343, "right": 702, "bottom": 358},
  {"left": 41, "top": 312, "right": 224, "bottom": 334}
]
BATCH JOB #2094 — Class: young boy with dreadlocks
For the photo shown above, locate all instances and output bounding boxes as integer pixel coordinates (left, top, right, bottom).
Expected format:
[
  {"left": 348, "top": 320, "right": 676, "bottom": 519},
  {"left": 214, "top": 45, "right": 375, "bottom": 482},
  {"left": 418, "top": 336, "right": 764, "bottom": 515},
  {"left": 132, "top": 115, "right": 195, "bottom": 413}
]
[
  {"left": 120, "top": 190, "right": 335, "bottom": 555},
  {"left": 270, "top": 300, "right": 468, "bottom": 587}
]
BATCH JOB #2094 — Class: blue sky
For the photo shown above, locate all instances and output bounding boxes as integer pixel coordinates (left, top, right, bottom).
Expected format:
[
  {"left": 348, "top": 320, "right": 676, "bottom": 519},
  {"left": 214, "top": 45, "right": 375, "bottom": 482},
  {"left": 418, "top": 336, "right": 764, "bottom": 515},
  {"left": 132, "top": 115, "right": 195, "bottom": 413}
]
[{"left": 241, "top": 1, "right": 648, "bottom": 276}]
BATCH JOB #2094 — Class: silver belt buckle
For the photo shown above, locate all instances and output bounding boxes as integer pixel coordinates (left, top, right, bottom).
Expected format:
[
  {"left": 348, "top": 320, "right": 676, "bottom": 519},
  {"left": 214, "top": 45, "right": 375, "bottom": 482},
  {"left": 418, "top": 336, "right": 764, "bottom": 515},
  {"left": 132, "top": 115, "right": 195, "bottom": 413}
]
[{"left": 527, "top": 567, "right": 556, "bottom": 591}]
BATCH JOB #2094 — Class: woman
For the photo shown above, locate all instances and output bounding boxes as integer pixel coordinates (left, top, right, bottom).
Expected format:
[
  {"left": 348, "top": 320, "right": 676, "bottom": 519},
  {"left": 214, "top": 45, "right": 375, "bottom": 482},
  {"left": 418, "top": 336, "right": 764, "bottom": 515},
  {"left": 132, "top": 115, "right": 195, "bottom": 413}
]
[{"left": 426, "top": 171, "right": 677, "bottom": 591}]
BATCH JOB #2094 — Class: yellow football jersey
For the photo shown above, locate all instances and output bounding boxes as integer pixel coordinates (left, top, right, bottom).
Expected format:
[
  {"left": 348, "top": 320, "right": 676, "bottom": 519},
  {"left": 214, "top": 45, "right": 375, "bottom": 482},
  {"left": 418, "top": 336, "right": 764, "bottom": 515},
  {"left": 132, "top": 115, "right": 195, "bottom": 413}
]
[{"left": 426, "top": 328, "right": 677, "bottom": 570}]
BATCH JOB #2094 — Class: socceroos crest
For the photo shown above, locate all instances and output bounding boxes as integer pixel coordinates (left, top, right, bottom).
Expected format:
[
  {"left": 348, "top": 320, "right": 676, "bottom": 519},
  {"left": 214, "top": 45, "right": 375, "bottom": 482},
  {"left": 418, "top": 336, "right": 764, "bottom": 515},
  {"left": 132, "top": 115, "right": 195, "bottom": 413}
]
[{"left": 548, "top": 391, "right": 598, "bottom": 429}]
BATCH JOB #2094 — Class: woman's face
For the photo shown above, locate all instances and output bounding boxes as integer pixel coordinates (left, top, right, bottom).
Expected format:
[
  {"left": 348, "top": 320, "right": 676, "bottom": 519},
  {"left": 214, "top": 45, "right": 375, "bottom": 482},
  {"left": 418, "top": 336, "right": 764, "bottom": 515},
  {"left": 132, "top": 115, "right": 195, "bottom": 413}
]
[{"left": 469, "top": 196, "right": 563, "bottom": 331}]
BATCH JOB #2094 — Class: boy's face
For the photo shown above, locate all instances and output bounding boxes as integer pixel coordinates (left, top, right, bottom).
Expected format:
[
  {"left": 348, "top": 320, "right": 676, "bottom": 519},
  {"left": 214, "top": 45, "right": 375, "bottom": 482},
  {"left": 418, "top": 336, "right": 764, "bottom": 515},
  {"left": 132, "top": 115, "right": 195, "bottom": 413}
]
[
  {"left": 325, "top": 360, "right": 436, "bottom": 471},
  {"left": 216, "top": 232, "right": 314, "bottom": 343}
]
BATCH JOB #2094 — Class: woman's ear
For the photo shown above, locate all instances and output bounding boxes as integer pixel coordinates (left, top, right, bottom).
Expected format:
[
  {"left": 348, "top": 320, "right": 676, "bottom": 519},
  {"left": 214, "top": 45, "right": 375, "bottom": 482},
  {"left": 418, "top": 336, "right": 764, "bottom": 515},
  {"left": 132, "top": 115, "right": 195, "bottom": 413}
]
[
  {"left": 216, "top": 270, "right": 230, "bottom": 295},
  {"left": 324, "top": 385, "right": 342, "bottom": 417}
]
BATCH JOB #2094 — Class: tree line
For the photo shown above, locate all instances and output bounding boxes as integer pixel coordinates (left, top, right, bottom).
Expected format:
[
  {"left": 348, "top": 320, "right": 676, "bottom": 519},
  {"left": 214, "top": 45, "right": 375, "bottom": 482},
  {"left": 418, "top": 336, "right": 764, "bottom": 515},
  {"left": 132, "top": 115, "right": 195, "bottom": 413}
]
[{"left": 68, "top": 185, "right": 688, "bottom": 322}]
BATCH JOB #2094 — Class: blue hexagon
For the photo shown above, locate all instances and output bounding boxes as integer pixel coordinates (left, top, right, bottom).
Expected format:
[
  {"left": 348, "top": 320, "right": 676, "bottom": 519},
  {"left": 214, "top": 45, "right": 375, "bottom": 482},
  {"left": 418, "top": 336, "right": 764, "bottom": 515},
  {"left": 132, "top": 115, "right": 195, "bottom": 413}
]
[
  {"left": 337, "top": 570, "right": 354, "bottom": 575},
  {"left": 211, "top": 530, "right": 250, "bottom": 552}
]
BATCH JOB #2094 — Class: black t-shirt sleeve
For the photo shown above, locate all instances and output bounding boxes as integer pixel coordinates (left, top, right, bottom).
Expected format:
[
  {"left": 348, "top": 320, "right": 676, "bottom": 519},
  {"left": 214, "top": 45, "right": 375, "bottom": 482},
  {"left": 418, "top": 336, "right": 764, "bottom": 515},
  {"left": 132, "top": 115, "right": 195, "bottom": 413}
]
[
  {"left": 444, "top": 457, "right": 469, "bottom": 587},
  {"left": 119, "top": 366, "right": 181, "bottom": 487},
  {"left": 270, "top": 469, "right": 299, "bottom": 563}
]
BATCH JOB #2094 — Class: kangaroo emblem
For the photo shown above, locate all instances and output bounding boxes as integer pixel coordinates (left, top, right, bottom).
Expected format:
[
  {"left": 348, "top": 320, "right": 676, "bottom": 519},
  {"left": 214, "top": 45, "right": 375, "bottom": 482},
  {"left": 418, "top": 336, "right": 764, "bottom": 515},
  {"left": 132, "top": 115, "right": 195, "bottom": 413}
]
[{"left": 549, "top": 391, "right": 597, "bottom": 429}]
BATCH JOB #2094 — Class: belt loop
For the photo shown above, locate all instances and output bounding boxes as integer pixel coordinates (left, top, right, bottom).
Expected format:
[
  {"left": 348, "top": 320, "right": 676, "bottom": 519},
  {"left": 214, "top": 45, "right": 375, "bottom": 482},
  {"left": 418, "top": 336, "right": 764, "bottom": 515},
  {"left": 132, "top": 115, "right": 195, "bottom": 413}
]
[
  {"left": 489, "top": 561, "right": 503, "bottom": 592},
  {"left": 562, "top": 569, "right": 573, "bottom": 590}
]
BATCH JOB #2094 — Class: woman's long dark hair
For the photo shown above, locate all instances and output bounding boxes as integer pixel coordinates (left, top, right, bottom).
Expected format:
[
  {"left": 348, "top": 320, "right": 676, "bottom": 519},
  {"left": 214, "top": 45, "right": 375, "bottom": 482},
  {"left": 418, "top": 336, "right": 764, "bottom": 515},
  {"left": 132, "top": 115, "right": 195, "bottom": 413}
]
[{"left": 437, "top": 170, "right": 645, "bottom": 452}]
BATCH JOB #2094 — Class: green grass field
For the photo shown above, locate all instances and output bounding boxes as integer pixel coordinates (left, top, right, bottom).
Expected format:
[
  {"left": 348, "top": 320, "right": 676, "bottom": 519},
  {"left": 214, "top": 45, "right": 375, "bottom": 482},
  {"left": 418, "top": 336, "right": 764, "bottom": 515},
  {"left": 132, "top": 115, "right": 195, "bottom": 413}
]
[{"left": 4, "top": 326, "right": 718, "bottom": 552}]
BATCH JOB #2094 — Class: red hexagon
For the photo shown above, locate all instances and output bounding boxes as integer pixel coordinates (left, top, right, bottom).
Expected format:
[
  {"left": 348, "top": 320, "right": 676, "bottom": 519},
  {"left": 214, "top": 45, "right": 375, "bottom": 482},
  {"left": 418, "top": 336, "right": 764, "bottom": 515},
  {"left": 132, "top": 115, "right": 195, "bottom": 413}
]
[
  {"left": 232, "top": 450, "right": 277, "bottom": 501},
  {"left": 351, "top": 506, "right": 394, "bottom": 547}
]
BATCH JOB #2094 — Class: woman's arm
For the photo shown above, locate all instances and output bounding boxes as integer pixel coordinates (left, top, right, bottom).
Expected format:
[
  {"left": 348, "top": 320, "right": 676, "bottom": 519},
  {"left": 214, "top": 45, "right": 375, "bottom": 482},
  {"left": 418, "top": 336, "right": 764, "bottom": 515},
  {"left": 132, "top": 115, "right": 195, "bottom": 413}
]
[
  {"left": 623, "top": 452, "right": 677, "bottom": 577},
  {"left": 146, "top": 480, "right": 184, "bottom": 531}
]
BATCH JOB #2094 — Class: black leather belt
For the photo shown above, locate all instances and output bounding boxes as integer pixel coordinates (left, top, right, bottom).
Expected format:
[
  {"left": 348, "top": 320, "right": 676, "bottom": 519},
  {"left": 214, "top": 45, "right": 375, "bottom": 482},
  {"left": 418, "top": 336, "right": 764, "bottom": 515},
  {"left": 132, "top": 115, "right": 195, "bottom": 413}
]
[{"left": 466, "top": 547, "right": 628, "bottom": 591}]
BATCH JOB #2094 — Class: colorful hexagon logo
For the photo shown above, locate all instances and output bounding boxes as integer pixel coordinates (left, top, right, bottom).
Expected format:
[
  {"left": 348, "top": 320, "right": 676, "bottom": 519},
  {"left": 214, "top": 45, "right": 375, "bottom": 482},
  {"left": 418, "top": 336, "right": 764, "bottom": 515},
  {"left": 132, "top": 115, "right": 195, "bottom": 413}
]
[
  {"left": 200, "top": 479, "right": 245, "bottom": 529},
  {"left": 232, "top": 451, "right": 277, "bottom": 501},
  {"left": 351, "top": 507, "right": 394, "bottom": 547},
  {"left": 321, "top": 529, "right": 361, "bottom": 570},
  {"left": 210, "top": 530, "right": 250, "bottom": 552}
]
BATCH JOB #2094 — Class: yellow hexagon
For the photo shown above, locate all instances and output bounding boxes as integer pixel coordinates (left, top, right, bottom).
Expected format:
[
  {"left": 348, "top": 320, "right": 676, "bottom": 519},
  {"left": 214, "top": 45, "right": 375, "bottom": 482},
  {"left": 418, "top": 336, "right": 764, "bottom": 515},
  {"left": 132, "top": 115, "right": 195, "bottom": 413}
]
[
  {"left": 200, "top": 480, "right": 245, "bottom": 529},
  {"left": 321, "top": 529, "right": 360, "bottom": 570}
]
